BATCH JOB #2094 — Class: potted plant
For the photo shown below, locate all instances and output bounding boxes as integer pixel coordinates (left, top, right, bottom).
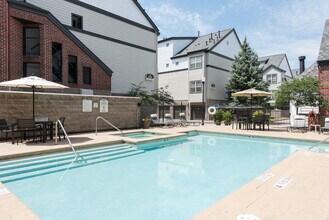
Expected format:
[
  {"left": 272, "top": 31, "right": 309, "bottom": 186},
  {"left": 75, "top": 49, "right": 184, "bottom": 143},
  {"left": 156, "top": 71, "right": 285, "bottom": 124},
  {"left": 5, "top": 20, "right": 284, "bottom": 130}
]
[
  {"left": 222, "top": 110, "right": 233, "bottom": 125},
  {"left": 142, "top": 116, "right": 152, "bottom": 129},
  {"left": 213, "top": 110, "right": 224, "bottom": 125}
]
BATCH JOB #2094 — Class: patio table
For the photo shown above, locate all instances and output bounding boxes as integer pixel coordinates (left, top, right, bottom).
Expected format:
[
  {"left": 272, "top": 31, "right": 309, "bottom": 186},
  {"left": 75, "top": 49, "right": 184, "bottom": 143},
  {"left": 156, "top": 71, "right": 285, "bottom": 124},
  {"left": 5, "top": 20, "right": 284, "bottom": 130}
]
[{"left": 11, "top": 121, "right": 53, "bottom": 144}]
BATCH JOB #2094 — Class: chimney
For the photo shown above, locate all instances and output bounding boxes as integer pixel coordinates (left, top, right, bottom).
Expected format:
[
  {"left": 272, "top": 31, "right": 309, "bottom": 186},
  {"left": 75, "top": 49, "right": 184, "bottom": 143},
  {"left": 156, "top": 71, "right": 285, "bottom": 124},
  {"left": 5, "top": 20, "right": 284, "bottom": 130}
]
[
  {"left": 198, "top": 31, "right": 200, "bottom": 37},
  {"left": 298, "top": 56, "right": 306, "bottom": 74},
  {"left": 218, "top": 31, "right": 220, "bottom": 37}
]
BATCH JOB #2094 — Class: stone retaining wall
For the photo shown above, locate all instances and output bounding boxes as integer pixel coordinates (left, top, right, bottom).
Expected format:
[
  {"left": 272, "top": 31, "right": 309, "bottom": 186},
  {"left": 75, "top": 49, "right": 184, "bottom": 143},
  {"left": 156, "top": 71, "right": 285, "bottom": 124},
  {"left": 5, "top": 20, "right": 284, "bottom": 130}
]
[{"left": 0, "top": 91, "right": 141, "bottom": 133}]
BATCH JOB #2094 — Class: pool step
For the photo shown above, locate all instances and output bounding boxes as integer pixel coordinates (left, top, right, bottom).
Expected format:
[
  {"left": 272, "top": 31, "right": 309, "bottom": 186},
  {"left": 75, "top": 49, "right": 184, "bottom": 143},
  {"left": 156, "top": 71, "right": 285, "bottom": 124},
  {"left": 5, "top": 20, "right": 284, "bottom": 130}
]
[{"left": 0, "top": 144, "right": 144, "bottom": 183}]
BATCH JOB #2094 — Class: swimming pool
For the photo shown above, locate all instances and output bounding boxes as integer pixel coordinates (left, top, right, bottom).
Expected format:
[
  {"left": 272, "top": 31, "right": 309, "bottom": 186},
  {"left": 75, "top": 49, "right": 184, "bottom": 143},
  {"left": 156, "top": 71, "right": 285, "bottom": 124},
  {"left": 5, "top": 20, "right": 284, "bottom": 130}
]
[
  {"left": 118, "top": 131, "right": 164, "bottom": 139},
  {"left": 0, "top": 132, "right": 312, "bottom": 219}
]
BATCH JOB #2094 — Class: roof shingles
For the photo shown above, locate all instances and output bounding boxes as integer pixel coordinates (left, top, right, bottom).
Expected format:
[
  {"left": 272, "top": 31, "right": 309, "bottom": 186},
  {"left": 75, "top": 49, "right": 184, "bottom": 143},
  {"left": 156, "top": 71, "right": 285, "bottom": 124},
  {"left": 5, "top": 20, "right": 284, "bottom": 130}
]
[
  {"left": 173, "top": 29, "right": 233, "bottom": 57},
  {"left": 318, "top": 19, "right": 329, "bottom": 61}
]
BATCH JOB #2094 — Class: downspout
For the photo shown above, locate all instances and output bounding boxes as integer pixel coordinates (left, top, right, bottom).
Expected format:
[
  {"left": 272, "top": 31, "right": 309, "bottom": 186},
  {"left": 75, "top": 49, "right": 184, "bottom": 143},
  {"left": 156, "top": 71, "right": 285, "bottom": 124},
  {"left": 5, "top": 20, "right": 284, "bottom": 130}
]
[{"left": 7, "top": 0, "right": 11, "bottom": 80}]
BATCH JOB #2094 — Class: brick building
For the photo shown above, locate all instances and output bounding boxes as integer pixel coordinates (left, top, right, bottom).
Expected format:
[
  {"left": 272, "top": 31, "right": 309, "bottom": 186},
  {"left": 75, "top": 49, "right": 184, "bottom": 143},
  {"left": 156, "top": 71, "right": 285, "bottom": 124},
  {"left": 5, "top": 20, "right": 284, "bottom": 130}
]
[
  {"left": 0, "top": 0, "right": 159, "bottom": 95},
  {"left": 318, "top": 19, "right": 329, "bottom": 115}
]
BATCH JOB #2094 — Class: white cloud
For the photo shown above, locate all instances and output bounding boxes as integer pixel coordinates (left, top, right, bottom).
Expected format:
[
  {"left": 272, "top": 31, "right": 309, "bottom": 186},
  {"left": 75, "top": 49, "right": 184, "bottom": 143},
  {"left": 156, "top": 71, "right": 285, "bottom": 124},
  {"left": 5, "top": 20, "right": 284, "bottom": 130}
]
[
  {"left": 241, "top": 0, "right": 329, "bottom": 68},
  {"left": 146, "top": 3, "right": 217, "bottom": 37}
]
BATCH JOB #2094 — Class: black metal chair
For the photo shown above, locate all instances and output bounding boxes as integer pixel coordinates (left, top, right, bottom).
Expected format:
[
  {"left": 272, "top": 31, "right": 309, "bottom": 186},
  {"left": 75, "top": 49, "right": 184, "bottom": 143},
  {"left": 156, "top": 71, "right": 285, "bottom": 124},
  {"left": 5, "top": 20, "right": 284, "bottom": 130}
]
[
  {"left": 0, "top": 119, "right": 12, "bottom": 142},
  {"left": 57, "top": 117, "right": 66, "bottom": 141},
  {"left": 16, "top": 119, "right": 42, "bottom": 145}
]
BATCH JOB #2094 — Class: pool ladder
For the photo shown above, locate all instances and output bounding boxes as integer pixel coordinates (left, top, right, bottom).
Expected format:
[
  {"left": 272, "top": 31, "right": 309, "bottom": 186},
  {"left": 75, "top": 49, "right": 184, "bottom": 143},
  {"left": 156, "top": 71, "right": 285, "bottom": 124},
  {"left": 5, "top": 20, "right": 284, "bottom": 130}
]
[
  {"left": 55, "top": 119, "right": 79, "bottom": 161},
  {"left": 308, "top": 136, "right": 329, "bottom": 151},
  {"left": 95, "top": 116, "right": 124, "bottom": 136}
]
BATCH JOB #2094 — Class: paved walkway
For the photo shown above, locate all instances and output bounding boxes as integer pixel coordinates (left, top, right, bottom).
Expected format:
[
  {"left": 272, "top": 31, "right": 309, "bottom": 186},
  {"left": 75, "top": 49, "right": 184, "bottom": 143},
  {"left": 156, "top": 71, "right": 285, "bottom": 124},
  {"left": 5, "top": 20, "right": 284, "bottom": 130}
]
[{"left": 0, "top": 124, "right": 328, "bottom": 219}]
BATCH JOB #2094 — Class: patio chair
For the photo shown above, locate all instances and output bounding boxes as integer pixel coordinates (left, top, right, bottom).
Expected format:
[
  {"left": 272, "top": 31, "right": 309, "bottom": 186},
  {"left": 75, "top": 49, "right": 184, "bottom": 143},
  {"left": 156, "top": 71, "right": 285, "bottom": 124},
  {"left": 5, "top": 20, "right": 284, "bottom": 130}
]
[
  {"left": 179, "top": 113, "right": 201, "bottom": 126},
  {"left": 16, "top": 119, "right": 42, "bottom": 145},
  {"left": 320, "top": 118, "right": 329, "bottom": 134},
  {"left": 164, "top": 114, "right": 177, "bottom": 127},
  {"left": 0, "top": 119, "right": 13, "bottom": 142},
  {"left": 253, "top": 114, "right": 269, "bottom": 130},
  {"left": 57, "top": 117, "right": 66, "bottom": 141},
  {"left": 288, "top": 116, "right": 308, "bottom": 133},
  {"left": 150, "top": 114, "right": 166, "bottom": 128}
]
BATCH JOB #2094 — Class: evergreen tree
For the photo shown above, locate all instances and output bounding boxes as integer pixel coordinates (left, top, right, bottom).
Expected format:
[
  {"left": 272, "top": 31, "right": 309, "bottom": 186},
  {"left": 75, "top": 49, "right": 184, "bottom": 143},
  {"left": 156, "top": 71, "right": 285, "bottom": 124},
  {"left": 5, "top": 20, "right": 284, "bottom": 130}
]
[{"left": 225, "top": 38, "right": 268, "bottom": 106}]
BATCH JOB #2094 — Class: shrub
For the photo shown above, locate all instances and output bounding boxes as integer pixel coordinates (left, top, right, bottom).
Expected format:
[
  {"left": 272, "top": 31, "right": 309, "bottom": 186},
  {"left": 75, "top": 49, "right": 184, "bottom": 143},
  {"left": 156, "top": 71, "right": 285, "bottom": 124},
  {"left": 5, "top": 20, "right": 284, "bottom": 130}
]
[
  {"left": 253, "top": 110, "right": 264, "bottom": 118},
  {"left": 213, "top": 109, "right": 224, "bottom": 123},
  {"left": 222, "top": 111, "right": 233, "bottom": 125}
]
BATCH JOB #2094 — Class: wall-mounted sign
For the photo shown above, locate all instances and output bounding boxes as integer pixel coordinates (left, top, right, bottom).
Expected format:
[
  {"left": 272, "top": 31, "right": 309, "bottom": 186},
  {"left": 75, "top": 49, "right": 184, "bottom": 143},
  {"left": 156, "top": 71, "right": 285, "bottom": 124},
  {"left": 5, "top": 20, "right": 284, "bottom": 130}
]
[
  {"left": 82, "top": 99, "right": 92, "bottom": 113},
  {"left": 145, "top": 73, "right": 155, "bottom": 81},
  {"left": 100, "top": 99, "right": 108, "bottom": 113}
]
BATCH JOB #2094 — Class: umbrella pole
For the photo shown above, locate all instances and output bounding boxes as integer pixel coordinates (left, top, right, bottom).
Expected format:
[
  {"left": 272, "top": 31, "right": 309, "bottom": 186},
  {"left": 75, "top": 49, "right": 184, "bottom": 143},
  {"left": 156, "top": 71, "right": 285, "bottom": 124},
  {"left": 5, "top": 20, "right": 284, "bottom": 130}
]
[{"left": 32, "top": 86, "right": 35, "bottom": 119}]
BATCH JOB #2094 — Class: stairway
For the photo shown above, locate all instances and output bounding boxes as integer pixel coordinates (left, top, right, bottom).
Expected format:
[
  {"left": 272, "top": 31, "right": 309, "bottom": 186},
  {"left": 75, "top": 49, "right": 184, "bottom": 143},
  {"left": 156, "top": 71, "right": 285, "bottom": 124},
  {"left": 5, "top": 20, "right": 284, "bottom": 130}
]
[{"left": 0, "top": 144, "right": 144, "bottom": 183}]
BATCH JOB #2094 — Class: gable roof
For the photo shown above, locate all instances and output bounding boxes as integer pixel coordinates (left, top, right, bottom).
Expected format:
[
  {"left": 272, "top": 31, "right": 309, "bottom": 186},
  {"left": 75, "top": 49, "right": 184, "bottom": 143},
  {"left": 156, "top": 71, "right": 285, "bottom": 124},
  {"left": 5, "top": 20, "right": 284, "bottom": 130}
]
[
  {"left": 158, "top": 37, "right": 197, "bottom": 44},
  {"left": 262, "top": 64, "right": 286, "bottom": 73},
  {"left": 298, "top": 62, "right": 318, "bottom": 78},
  {"left": 173, "top": 29, "right": 234, "bottom": 58},
  {"left": 10, "top": 0, "right": 113, "bottom": 76},
  {"left": 318, "top": 19, "right": 329, "bottom": 62},
  {"left": 132, "top": 0, "right": 160, "bottom": 35},
  {"left": 291, "top": 68, "right": 300, "bottom": 78},
  {"left": 258, "top": 54, "right": 286, "bottom": 70}
]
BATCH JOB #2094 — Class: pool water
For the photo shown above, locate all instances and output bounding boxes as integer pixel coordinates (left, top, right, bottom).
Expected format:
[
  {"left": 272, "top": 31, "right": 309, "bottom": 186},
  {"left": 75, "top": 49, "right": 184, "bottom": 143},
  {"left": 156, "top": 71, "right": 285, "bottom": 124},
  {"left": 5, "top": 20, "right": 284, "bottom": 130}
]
[
  {"left": 1, "top": 133, "right": 311, "bottom": 220},
  {"left": 120, "top": 131, "right": 164, "bottom": 139}
]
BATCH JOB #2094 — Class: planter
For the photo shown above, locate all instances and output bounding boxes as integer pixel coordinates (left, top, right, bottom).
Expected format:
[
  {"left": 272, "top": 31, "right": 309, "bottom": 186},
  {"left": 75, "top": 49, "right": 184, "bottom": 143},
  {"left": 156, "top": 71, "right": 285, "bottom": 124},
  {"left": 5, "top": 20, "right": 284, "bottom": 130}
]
[
  {"left": 215, "top": 121, "right": 221, "bottom": 126},
  {"left": 142, "top": 120, "right": 151, "bottom": 129}
]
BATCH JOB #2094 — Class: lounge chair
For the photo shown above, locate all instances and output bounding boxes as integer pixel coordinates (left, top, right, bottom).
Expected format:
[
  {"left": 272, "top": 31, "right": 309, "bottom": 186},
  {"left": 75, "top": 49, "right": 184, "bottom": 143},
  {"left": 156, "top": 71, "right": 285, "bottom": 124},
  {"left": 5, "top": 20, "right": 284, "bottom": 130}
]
[
  {"left": 320, "top": 118, "right": 329, "bottom": 134},
  {"left": 164, "top": 114, "right": 178, "bottom": 127},
  {"left": 150, "top": 114, "right": 166, "bottom": 127},
  {"left": 179, "top": 113, "right": 201, "bottom": 126},
  {"left": 288, "top": 116, "right": 307, "bottom": 132}
]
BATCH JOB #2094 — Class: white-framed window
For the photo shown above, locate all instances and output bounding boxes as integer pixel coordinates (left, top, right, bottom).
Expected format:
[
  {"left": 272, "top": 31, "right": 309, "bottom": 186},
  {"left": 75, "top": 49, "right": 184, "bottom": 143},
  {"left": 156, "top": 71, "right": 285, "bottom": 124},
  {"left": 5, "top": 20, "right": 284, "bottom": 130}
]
[
  {"left": 190, "top": 80, "right": 202, "bottom": 93},
  {"left": 190, "top": 55, "right": 202, "bottom": 70},
  {"left": 175, "top": 62, "right": 179, "bottom": 66},
  {"left": 266, "top": 74, "right": 277, "bottom": 84},
  {"left": 166, "top": 63, "right": 169, "bottom": 68},
  {"left": 166, "top": 43, "right": 169, "bottom": 47}
]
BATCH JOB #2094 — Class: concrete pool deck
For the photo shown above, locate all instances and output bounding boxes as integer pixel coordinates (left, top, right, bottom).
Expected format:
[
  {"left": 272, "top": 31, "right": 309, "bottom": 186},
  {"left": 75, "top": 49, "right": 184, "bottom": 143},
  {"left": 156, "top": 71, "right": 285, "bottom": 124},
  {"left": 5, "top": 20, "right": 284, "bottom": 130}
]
[{"left": 0, "top": 124, "right": 328, "bottom": 219}]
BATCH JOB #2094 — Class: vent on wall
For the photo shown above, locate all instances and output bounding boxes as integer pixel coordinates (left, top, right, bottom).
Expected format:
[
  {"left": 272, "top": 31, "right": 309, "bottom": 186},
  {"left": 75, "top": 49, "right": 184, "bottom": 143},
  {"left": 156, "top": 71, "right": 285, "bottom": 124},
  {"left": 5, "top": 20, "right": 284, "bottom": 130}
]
[{"left": 210, "top": 83, "right": 216, "bottom": 89}]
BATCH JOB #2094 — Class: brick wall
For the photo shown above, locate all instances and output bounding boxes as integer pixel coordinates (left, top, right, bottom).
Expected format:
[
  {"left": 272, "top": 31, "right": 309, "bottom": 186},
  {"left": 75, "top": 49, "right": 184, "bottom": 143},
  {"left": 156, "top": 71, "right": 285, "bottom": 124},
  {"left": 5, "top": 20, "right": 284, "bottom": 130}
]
[
  {"left": 0, "top": 91, "right": 141, "bottom": 133},
  {"left": 318, "top": 62, "right": 329, "bottom": 116},
  {"left": 3, "top": 5, "right": 111, "bottom": 92},
  {"left": 0, "top": 0, "right": 8, "bottom": 82}
]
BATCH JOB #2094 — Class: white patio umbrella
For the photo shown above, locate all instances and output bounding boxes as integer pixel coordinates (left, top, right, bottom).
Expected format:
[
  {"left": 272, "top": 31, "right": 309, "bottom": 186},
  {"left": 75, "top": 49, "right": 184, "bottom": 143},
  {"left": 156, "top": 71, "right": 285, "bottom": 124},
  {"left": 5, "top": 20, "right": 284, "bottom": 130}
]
[
  {"left": 232, "top": 88, "right": 272, "bottom": 114},
  {"left": 0, "top": 76, "right": 68, "bottom": 118}
]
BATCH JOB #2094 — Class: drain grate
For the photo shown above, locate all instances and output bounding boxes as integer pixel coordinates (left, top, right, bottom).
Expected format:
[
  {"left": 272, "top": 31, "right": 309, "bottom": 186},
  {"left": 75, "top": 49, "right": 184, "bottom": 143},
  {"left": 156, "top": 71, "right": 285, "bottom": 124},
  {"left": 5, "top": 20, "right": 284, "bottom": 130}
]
[
  {"left": 257, "top": 173, "right": 274, "bottom": 182},
  {"left": 274, "top": 177, "right": 293, "bottom": 188}
]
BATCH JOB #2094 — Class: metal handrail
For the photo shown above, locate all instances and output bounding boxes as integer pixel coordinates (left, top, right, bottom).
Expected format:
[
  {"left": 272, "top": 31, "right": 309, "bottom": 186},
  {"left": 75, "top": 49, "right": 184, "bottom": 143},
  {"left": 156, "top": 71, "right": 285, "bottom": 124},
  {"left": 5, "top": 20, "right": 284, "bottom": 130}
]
[
  {"left": 308, "top": 136, "right": 329, "bottom": 150},
  {"left": 95, "top": 116, "right": 123, "bottom": 136},
  {"left": 55, "top": 119, "right": 78, "bottom": 160}
]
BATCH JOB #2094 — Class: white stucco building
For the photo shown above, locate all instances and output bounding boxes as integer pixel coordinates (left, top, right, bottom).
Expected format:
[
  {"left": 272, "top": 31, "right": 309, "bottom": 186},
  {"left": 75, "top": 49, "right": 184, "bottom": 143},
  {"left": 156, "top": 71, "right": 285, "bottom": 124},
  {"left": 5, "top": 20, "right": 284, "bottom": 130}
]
[
  {"left": 24, "top": 0, "right": 159, "bottom": 94},
  {"left": 258, "top": 54, "right": 293, "bottom": 101},
  {"left": 158, "top": 29, "right": 241, "bottom": 120}
]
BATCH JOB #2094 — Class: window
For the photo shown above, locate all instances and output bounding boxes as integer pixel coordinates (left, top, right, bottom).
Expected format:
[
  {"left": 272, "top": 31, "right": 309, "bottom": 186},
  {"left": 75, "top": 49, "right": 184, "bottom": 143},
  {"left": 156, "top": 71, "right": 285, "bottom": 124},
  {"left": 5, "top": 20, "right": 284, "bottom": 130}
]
[
  {"left": 175, "top": 62, "right": 179, "bottom": 66},
  {"left": 23, "top": 63, "right": 40, "bottom": 77},
  {"left": 166, "top": 43, "right": 169, "bottom": 47},
  {"left": 190, "top": 56, "right": 202, "bottom": 70},
  {"left": 72, "top": 14, "right": 83, "bottom": 29},
  {"left": 68, "top": 55, "right": 77, "bottom": 84},
  {"left": 166, "top": 63, "right": 169, "bottom": 68},
  {"left": 83, "top": 67, "right": 91, "bottom": 85},
  {"left": 52, "top": 43, "right": 62, "bottom": 82},
  {"left": 174, "top": 106, "right": 186, "bottom": 119},
  {"left": 159, "top": 106, "right": 170, "bottom": 119},
  {"left": 190, "top": 80, "right": 202, "bottom": 93},
  {"left": 24, "top": 28, "right": 40, "bottom": 55},
  {"left": 266, "top": 74, "right": 277, "bottom": 84}
]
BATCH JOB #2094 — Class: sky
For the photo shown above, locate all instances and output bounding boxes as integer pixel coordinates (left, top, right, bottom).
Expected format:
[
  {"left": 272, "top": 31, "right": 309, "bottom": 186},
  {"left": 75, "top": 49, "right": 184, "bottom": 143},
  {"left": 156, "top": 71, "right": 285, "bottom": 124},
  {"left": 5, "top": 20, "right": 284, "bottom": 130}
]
[{"left": 139, "top": 0, "right": 329, "bottom": 69}]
